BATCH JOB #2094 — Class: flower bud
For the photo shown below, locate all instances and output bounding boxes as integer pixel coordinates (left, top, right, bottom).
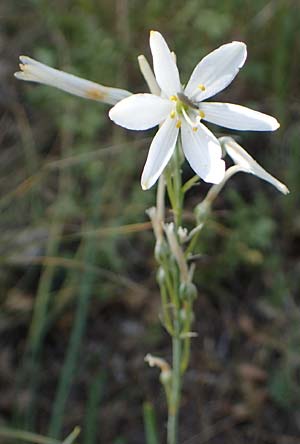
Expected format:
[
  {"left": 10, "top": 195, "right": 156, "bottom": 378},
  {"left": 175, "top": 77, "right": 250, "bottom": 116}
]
[
  {"left": 154, "top": 240, "right": 168, "bottom": 263},
  {"left": 194, "top": 200, "right": 211, "bottom": 224},
  {"left": 179, "top": 308, "right": 195, "bottom": 324},
  {"left": 177, "top": 226, "right": 188, "bottom": 243},
  {"left": 179, "top": 308, "right": 188, "bottom": 323},
  {"left": 156, "top": 267, "right": 166, "bottom": 285},
  {"left": 160, "top": 369, "right": 172, "bottom": 386},
  {"left": 179, "top": 282, "right": 197, "bottom": 302}
]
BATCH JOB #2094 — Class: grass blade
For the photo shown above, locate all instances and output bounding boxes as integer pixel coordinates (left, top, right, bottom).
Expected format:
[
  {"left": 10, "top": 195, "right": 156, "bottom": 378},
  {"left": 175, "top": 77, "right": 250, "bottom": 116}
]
[{"left": 143, "top": 402, "right": 160, "bottom": 444}]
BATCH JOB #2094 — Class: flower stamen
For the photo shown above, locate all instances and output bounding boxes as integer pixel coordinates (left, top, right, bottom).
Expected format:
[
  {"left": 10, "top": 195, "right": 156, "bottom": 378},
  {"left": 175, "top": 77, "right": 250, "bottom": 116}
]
[
  {"left": 170, "top": 110, "right": 176, "bottom": 119},
  {"left": 176, "top": 120, "right": 182, "bottom": 128},
  {"left": 182, "top": 107, "right": 198, "bottom": 131},
  {"left": 198, "top": 83, "right": 206, "bottom": 91}
]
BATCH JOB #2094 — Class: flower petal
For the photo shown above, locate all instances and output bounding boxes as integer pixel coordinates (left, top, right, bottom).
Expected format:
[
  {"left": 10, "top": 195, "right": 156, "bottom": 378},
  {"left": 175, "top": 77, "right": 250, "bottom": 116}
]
[
  {"left": 14, "top": 56, "right": 131, "bottom": 105},
  {"left": 109, "top": 93, "right": 172, "bottom": 130},
  {"left": 219, "top": 136, "right": 289, "bottom": 194},
  {"left": 149, "top": 31, "right": 181, "bottom": 97},
  {"left": 200, "top": 102, "right": 280, "bottom": 131},
  {"left": 184, "top": 42, "right": 247, "bottom": 102},
  {"left": 141, "top": 117, "right": 179, "bottom": 190},
  {"left": 138, "top": 55, "right": 161, "bottom": 96},
  {"left": 181, "top": 121, "right": 225, "bottom": 184}
]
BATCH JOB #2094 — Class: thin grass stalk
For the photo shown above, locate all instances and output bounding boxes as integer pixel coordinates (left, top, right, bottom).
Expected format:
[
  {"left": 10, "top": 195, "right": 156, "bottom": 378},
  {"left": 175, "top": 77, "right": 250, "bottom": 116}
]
[
  {"left": 0, "top": 426, "right": 80, "bottom": 444},
  {"left": 83, "top": 372, "right": 106, "bottom": 444},
  {"left": 14, "top": 105, "right": 75, "bottom": 430},
  {"left": 14, "top": 220, "right": 63, "bottom": 430},
  {"left": 48, "top": 177, "right": 102, "bottom": 438},
  {"left": 143, "top": 402, "right": 160, "bottom": 444}
]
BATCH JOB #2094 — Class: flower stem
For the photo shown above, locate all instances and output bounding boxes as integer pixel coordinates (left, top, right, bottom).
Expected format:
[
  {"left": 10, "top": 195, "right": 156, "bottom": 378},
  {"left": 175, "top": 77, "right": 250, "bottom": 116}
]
[
  {"left": 167, "top": 330, "right": 182, "bottom": 444},
  {"left": 165, "top": 142, "right": 185, "bottom": 444},
  {"left": 149, "top": 142, "right": 196, "bottom": 444}
]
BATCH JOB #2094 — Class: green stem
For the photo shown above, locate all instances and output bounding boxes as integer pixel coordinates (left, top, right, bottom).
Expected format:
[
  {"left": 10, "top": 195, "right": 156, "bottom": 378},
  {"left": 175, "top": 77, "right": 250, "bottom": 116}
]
[
  {"left": 48, "top": 176, "right": 101, "bottom": 438},
  {"left": 164, "top": 142, "right": 185, "bottom": 444},
  {"left": 158, "top": 281, "right": 174, "bottom": 335},
  {"left": 0, "top": 426, "right": 79, "bottom": 444},
  {"left": 185, "top": 230, "right": 201, "bottom": 258},
  {"left": 143, "top": 402, "right": 160, "bottom": 444},
  {"left": 159, "top": 141, "right": 199, "bottom": 444},
  {"left": 160, "top": 256, "right": 178, "bottom": 309},
  {"left": 180, "top": 302, "right": 192, "bottom": 374},
  {"left": 0, "top": 427, "right": 60, "bottom": 444},
  {"left": 180, "top": 337, "right": 191, "bottom": 375},
  {"left": 165, "top": 176, "right": 177, "bottom": 216},
  {"left": 167, "top": 333, "right": 182, "bottom": 444}
]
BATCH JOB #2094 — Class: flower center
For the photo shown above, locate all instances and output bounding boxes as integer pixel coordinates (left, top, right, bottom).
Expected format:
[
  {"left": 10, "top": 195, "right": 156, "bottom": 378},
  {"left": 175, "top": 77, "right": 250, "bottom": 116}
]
[
  {"left": 177, "top": 93, "right": 198, "bottom": 110},
  {"left": 169, "top": 93, "right": 204, "bottom": 132}
]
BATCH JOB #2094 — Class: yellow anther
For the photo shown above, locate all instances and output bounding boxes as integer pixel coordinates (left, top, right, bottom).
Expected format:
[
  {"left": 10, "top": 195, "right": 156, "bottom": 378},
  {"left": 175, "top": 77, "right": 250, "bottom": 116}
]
[
  {"left": 199, "top": 111, "right": 205, "bottom": 119},
  {"left": 198, "top": 84, "right": 206, "bottom": 91},
  {"left": 192, "top": 127, "right": 198, "bottom": 132},
  {"left": 170, "top": 95, "right": 178, "bottom": 102},
  {"left": 170, "top": 110, "right": 176, "bottom": 119},
  {"left": 176, "top": 120, "right": 182, "bottom": 128}
]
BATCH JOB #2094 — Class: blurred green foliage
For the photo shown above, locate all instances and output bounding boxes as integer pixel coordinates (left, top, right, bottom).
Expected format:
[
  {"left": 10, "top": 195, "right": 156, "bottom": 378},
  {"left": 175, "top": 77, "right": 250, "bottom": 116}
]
[{"left": 1, "top": 0, "right": 300, "bottom": 442}]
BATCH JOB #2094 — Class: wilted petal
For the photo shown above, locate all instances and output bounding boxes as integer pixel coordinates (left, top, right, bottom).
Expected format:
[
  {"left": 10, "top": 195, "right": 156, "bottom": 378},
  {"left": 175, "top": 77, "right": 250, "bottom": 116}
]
[
  {"left": 185, "top": 42, "right": 247, "bottom": 102},
  {"left": 181, "top": 121, "right": 225, "bottom": 184},
  {"left": 200, "top": 102, "right": 280, "bottom": 131},
  {"left": 109, "top": 94, "right": 172, "bottom": 130},
  {"left": 149, "top": 31, "right": 181, "bottom": 97},
  {"left": 15, "top": 56, "right": 131, "bottom": 105},
  {"left": 141, "top": 117, "right": 179, "bottom": 190},
  {"left": 220, "top": 136, "right": 289, "bottom": 194}
]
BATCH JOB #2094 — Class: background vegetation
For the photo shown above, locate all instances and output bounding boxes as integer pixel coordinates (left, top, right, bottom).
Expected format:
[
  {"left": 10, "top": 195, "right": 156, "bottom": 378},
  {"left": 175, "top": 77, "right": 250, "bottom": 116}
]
[{"left": 1, "top": 0, "right": 300, "bottom": 442}]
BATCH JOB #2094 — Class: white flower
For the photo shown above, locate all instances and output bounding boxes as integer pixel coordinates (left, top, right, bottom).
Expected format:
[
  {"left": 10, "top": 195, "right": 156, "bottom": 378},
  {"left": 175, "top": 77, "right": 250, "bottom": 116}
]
[
  {"left": 109, "top": 31, "right": 280, "bottom": 190},
  {"left": 14, "top": 56, "right": 131, "bottom": 105},
  {"left": 219, "top": 136, "right": 289, "bottom": 194}
]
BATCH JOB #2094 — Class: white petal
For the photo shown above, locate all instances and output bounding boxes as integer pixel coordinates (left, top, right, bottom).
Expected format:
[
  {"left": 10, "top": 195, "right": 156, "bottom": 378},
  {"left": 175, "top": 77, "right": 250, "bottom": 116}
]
[
  {"left": 184, "top": 42, "right": 247, "bottom": 102},
  {"left": 219, "top": 137, "right": 289, "bottom": 194},
  {"left": 138, "top": 55, "right": 161, "bottom": 96},
  {"left": 149, "top": 31, "right": 181, "bottom": 97},
  {"left": 141, "top": 117, "right": 179, "bottom": 190},
  {"left": 15, "top": 56, "right": 131, "bottom": 105},
  {"left": 109, "top": 94, "right": 172, "bottom": 130},
  {"left": 181, "top": 121, "right": 225, "bottom": 184},
  {"left": 200, "top": 102, "right": 280, "bottom": 131}
]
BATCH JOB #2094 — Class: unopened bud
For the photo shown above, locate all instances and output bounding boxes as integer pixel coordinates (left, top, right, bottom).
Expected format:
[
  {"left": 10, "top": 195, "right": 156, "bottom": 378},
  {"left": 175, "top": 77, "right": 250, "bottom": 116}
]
[
  {"left": 164, "top": 222, "right": 189, "bottom": 282},
  {"left": 179, "top": 308, "right": 188, "bottom": 322},
  {"left": 195, "top": 200, "right": 211, "bottom": 224},
  {"left": 156, "top": 267, "right": 166, "bottom": 285},
  {"left": 179, "top": 308, "right": 195, "bottom": 324},
  {"left": 179, "top": 282, "right": 197, "bottom": 302},
  {"left": 154, "top": 240, "right": 168, "bottom": 263},
  {"left": 177, "top": 226, "right": 188, "bottom": 243},
  {"left": 160, "top": 369, "right": 172, "bottom": 385}
]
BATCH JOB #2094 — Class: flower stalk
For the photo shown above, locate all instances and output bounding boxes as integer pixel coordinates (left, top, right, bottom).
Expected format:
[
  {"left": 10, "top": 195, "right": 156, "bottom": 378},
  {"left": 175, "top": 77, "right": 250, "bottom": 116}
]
[{"left": 147, "top": 156, "right": 198, "bottom": 444}]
